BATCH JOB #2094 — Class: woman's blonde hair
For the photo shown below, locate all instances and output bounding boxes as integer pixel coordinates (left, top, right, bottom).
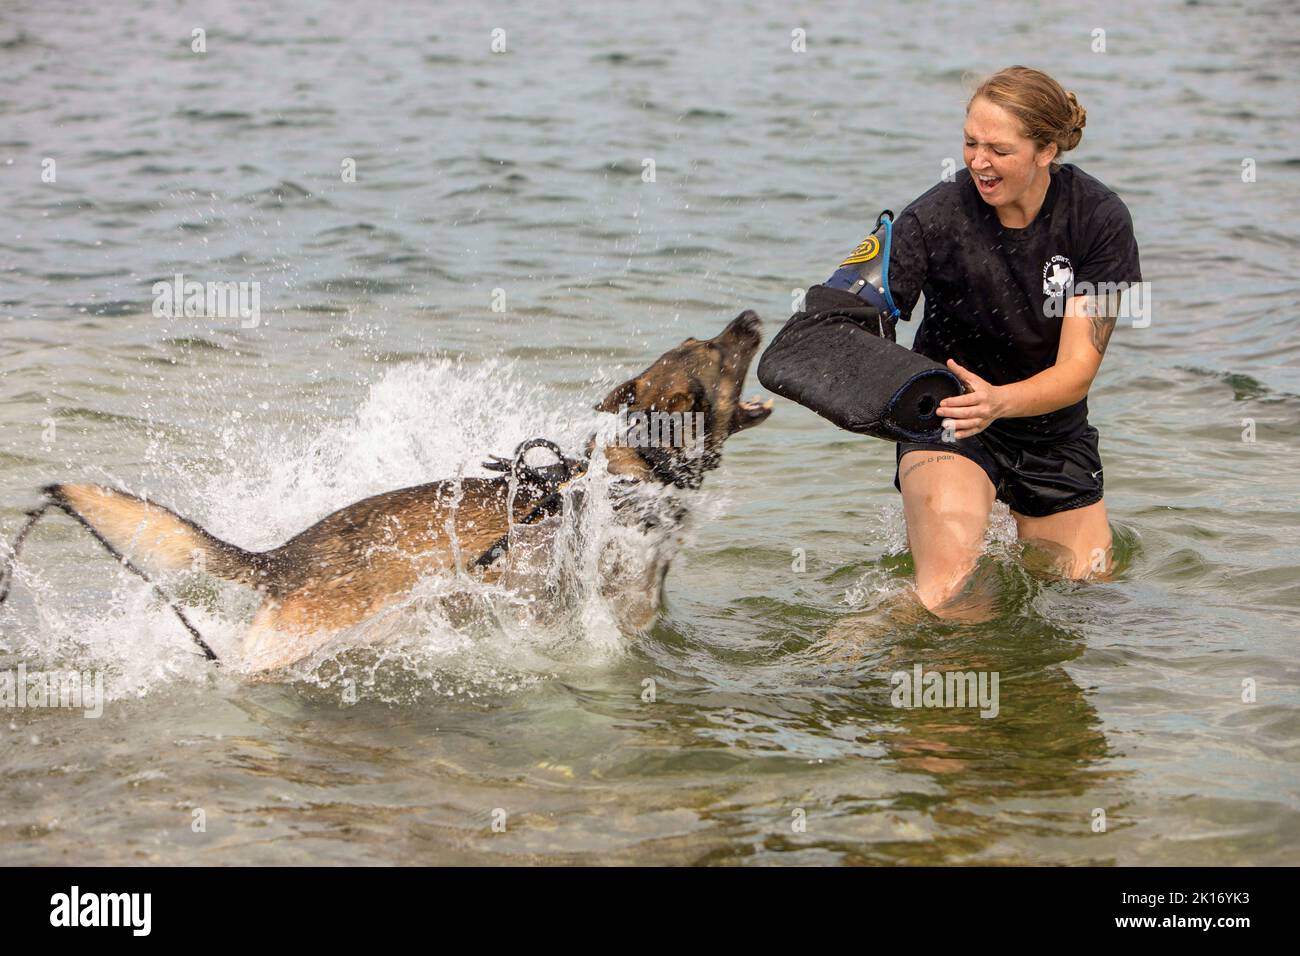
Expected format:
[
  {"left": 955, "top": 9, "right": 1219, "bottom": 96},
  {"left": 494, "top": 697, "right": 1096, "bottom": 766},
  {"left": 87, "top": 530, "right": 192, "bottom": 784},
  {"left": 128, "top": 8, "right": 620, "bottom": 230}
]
[{"left": 966, "top": 66, "right": 1086, "bottom": 171}]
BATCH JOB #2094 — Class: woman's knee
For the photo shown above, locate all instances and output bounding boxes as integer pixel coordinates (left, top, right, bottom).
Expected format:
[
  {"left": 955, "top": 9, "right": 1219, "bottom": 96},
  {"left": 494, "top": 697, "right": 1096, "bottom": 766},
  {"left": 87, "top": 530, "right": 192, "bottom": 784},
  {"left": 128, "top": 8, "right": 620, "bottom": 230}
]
[
  {"left": 1014, "top": 501, "right": 1113, "bottom": 580},
  {"left": 1066, "top": 540, "right": 1114, "bottom": 579},
  {"left": 914, "top": 572, "right": 973, "bottom": 613}
]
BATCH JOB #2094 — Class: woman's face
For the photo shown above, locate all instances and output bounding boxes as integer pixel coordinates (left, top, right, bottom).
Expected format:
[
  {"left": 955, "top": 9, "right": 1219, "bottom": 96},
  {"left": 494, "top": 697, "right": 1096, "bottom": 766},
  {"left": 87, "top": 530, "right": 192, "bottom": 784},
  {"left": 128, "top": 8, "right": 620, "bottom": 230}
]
[{"left": 963, "top": 96, "right": 1056, "bottom": 209}]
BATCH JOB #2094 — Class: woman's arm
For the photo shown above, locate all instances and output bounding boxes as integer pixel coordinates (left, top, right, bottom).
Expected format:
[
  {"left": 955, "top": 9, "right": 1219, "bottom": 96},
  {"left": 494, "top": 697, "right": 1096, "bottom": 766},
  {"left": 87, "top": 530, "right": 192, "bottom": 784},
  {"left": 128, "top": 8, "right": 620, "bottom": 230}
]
[{"left": 936, "top": 293, "right": 1115, "bottom": 439}]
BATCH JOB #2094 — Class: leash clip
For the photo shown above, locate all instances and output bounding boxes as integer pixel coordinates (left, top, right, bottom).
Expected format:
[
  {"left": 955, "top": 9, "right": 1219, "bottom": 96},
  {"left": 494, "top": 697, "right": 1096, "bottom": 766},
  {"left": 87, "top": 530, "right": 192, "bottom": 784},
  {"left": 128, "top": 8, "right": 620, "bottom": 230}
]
[{"left": 482, "top": 438, "right": 583, "bottom": 492}]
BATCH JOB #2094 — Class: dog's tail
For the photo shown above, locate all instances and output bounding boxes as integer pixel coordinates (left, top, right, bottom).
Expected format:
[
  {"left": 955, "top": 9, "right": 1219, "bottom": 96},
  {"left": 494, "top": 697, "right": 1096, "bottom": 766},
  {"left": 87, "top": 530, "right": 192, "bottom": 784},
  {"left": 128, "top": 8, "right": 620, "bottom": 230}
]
[
  {"left": 38, "top": 483, "right": 269, "bottom": 589},
  {"left": 0, "top": 483, "right": 266, "bottom": 662}
]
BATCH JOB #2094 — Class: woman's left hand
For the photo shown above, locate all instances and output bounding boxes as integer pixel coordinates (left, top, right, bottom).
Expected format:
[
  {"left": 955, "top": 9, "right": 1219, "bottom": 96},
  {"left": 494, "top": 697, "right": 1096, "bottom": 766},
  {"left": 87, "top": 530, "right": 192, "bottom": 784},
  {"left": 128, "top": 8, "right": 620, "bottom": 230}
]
[{"left": 938, "top": 360, "right": 1007, "bottom": 439}]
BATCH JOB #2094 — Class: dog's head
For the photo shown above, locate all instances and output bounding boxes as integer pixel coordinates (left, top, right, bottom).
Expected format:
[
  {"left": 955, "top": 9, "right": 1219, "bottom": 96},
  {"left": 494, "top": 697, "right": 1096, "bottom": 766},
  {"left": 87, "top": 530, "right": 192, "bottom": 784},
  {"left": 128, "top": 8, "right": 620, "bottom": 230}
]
[{"left": 594, "top": 310, "right": 773, "bottom": 488}]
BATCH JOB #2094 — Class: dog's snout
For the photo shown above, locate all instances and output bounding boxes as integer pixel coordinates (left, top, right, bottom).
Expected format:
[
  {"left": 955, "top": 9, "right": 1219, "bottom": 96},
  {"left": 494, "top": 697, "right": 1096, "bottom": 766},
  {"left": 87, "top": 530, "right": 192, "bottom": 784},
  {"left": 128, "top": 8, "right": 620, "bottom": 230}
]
[{"left": 717, "top": 310, "right": 762, "bottom": 343}]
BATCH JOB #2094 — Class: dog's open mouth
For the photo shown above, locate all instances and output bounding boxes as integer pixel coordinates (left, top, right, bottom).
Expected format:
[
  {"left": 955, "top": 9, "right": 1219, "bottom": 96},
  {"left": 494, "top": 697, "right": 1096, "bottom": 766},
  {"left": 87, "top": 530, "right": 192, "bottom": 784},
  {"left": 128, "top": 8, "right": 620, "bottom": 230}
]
[
  {"left": 714, "top": 311, "right": 773, "bottom": 433},
  {"left": 734, "top": 395, "right": 774, "bottom": 432}
]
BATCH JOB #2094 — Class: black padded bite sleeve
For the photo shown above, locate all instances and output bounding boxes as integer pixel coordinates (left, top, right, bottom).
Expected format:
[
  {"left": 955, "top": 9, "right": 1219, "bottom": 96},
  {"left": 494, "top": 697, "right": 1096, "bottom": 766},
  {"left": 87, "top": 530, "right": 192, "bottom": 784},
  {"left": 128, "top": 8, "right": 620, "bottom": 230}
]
[{"left": 757, "top": 284, "right": 962, "bottom": 442}]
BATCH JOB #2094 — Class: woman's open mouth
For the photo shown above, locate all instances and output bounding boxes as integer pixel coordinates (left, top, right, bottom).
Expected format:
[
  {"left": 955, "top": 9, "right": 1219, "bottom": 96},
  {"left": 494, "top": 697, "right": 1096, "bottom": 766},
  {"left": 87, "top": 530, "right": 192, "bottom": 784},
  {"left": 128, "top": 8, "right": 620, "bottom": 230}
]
[{"left": 975, "top": 172, "right": 1003, "bottom": 194}]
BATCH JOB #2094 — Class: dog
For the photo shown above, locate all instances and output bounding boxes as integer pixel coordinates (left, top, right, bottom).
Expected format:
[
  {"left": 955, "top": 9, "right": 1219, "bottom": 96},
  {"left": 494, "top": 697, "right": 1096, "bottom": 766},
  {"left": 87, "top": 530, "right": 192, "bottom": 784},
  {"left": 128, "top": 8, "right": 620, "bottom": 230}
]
[{"left": 0, "top": 311, "right": 773, "bottom": 674}]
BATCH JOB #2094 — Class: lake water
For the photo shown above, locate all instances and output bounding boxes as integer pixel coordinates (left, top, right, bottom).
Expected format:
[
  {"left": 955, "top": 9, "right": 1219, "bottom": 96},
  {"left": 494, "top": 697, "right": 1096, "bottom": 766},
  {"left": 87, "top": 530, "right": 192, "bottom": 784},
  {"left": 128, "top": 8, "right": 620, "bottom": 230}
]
[{"left": 1, "top": 0, "right": 1298, "bottom": 864}]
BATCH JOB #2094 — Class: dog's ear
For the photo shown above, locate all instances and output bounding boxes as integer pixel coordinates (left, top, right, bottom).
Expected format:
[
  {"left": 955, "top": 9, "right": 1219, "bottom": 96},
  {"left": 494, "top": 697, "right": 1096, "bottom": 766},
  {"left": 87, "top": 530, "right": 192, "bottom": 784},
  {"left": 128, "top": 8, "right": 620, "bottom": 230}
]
[{"left": 594, "top": 377, "right": 637, "bottom": 413}]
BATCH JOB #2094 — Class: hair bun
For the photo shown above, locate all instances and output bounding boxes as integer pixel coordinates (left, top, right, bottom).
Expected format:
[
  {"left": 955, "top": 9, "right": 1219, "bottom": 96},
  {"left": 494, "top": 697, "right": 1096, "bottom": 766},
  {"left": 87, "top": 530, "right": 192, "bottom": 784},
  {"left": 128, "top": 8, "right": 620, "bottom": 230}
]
[{"left": 1064, "top": 90, "right": 1087, "bottom": 150}]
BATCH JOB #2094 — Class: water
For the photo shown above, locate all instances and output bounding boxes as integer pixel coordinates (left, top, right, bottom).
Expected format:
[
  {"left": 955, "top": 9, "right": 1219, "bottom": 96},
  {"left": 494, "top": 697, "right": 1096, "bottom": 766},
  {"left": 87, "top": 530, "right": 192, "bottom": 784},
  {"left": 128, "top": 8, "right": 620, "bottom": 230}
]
[{"left": 2, "top": 0, "right": 1298, "bottom": 864}]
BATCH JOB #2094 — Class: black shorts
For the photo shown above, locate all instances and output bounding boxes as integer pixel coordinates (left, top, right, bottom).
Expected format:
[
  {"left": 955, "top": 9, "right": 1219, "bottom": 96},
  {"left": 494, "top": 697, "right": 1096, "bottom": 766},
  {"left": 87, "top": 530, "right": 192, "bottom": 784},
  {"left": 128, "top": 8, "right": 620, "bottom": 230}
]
[{"left": 893, "top": 425, "right": 1104, "bottom": 518}]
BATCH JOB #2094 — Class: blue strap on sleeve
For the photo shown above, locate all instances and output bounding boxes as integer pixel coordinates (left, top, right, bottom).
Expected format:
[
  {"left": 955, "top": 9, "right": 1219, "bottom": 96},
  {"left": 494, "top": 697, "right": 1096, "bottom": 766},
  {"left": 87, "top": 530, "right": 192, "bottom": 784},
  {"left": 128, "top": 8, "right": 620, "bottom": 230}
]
[
  {"left": 877, "top": 211, "right": 901, "bottom": 322},
  {"left": 822, "top": 210, "right": 901, "bottom": 321}
]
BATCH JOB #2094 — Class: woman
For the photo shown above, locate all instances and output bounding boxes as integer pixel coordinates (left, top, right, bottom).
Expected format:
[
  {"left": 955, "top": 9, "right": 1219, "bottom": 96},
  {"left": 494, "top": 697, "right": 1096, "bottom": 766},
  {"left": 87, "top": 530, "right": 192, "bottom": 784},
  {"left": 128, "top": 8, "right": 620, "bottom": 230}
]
[{"left": 870, "top": 66, "right": 1141, "bottom": 616}]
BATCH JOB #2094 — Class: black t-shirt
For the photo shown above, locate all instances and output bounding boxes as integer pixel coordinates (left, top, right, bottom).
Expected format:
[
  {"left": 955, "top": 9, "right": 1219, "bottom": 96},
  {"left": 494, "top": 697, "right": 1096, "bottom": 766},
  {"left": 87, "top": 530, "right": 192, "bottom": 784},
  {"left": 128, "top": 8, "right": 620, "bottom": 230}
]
[{"left": 881, "top": 163, "right": 1141, "bottom": 443}]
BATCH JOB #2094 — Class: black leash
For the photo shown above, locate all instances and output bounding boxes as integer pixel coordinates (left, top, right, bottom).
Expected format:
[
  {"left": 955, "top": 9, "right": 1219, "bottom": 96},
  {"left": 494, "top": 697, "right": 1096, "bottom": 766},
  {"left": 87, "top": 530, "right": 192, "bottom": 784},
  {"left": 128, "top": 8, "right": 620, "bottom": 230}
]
[
  {"left": 473, "top": 438, "right": 588, "bottom": 569},
  {"left": 472, "top": 490, "right": 568, "bottom": 569},
  {"left": 0, "top": 497, "right": 219, "bottom": 663},
  {"left": 0, "top": 504, "right": 49, "bottom": 606},
  {"left": 2, "top": 437, "right": 591, "bottom": 659}
]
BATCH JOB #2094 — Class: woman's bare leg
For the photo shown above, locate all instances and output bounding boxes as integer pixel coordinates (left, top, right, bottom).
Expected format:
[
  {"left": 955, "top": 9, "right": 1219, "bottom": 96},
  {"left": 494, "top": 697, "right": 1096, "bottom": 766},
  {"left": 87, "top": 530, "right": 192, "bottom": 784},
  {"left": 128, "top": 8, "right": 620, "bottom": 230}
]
[
  {"left": 898, "top": 450, "right": 997, "bottom": 617},
  {"left": 1012, "top": 498, "right": 1113, "bottom": 579}
]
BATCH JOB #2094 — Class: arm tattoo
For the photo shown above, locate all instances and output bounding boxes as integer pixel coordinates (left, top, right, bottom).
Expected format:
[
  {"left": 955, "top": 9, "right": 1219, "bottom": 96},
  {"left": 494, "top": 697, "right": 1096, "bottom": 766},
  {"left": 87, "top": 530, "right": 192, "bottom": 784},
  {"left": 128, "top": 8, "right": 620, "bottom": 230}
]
[{"left": 1082, "top": 294, "right": 1118, "bottom": 356}]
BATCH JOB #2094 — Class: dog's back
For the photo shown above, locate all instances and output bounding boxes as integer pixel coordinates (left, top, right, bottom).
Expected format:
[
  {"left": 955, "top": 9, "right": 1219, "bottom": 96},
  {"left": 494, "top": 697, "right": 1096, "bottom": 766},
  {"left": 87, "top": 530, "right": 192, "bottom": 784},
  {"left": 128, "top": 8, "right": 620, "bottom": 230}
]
[{"left": 38, "top": 478, "right": 558, "bottom": 671}]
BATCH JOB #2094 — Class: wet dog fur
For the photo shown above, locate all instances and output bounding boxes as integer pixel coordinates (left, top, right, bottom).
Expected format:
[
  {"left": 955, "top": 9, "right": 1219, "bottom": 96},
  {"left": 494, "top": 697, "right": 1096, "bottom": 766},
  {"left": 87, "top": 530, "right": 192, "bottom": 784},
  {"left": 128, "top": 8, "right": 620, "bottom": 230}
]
[{"left": 2, "top": 312, "right": 772, "bottom": 674}]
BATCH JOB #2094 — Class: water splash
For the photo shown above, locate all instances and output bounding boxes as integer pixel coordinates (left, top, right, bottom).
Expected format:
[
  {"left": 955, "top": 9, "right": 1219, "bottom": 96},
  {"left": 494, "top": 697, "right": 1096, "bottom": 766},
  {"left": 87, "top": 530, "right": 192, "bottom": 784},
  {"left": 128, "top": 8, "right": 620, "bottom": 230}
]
[{"left": 2, "top": 358, "right": 717, "bottom": 703}]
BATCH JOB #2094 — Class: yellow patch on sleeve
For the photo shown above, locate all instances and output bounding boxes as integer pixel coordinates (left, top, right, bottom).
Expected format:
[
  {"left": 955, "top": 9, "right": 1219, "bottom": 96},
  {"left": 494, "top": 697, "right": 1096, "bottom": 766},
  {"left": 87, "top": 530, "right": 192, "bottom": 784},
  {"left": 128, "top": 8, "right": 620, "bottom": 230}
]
[{"left": 839, "top": 234, "right": 880, "bottom": 267}]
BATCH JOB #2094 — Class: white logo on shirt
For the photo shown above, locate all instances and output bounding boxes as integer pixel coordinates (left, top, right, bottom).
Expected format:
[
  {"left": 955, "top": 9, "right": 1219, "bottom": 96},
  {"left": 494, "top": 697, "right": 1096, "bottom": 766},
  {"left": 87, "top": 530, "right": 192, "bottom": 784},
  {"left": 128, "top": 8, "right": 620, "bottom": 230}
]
[{"left": 1042, "top": 255, "right": 1074, "bottom": 296}]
